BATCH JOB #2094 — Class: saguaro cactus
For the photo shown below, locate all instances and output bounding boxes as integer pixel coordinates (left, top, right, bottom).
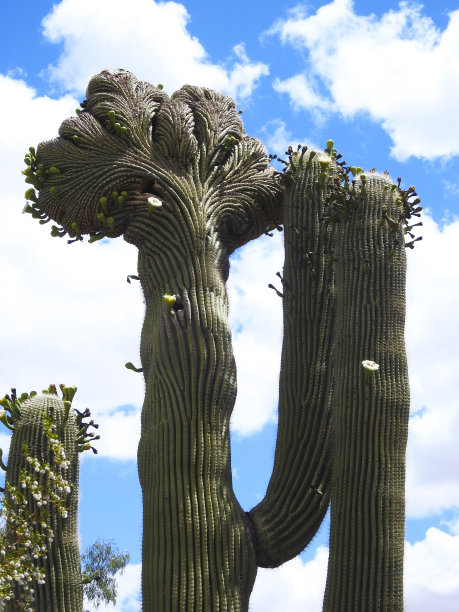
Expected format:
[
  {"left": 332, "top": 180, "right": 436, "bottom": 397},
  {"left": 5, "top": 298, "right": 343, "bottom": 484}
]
[
  {"left": 22, "top": 70, "right": 419, "bottom": 610},
  {"left": 1, "top": 386, "right": 98, "bottom": 611}
]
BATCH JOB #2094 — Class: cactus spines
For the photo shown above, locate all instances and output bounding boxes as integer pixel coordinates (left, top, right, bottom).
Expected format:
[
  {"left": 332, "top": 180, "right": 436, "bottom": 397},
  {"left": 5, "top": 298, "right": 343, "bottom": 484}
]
[
  {"left": 1, "top": 386, "right": 99, "bottom": 611},
  {"left": 323, "top": 172, "right": 410, "bottom": 611},
  {"left": 24, "top": 70, "right": 418, "bottom": 610},
  {"left": 26, "top": 69, "right": 282, "bottom": 610},
  {"left": 2, "top": 389, "right": 82, "bottom": 611},
  {"left": 248, "top": 149, "right": 336, "bottom": 567}
]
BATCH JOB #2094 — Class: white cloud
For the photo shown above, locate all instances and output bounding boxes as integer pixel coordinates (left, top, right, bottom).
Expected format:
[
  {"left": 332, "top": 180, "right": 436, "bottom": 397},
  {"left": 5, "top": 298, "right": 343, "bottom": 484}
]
[
  {"left": 228, "top": 234, "right": 284, "bottom": 436},
  {"left": 250, "top": 527, "right": 459, "bottom": 611},
  {"left": 41, "top": 0, "right": 268, "bottom": 99},
  {"left": 250, "top": 548, "right": 328, "bottom": 611},
  {"left": 269, "top": 0, "right": 459, "bottom": 160},
  {"left": 0, "top": 74, "right": 144, "bottom": 461},
  {"left": 405, "top": 215, "right": 459, "bottom": 517},
  {"left": 258, "top": 118, "right": 324, "bottom": 163},
  {"left": 405, "top": 528, "right": 459, "bottom": 610}
]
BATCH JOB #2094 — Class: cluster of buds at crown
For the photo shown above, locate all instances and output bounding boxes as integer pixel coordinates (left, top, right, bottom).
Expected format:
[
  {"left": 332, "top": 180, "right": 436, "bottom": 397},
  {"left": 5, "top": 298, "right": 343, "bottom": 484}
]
[
  {"left": 73, "top": 406, "right": 100, "bottom": 454},
  {"left": 88, "top": 190, "right": 129, "bottom": 243},
  {"left": 106, "top": 109, "right": 129, "bottom": 138},
  {"left": 22, "top": 145, "right": 61, "bottom": 192},
  {"left": 0, "top": 389, "right": 37, "bottom": 430}
]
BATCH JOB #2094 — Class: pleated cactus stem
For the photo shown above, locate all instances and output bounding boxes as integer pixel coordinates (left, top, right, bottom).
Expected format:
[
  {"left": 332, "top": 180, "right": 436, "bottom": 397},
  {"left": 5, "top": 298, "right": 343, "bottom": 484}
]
[
  {"left": 248, "top": 147, "right": 337, "bottom": 567},
  {"left": 1, "top": 385, "right": 98, "bottom": 611},
  {"left": 26, "top": 69, "right": 283, "bottom": 610},
  {"left": 322, "top": 170, "right": 413, "bottom": 611}
]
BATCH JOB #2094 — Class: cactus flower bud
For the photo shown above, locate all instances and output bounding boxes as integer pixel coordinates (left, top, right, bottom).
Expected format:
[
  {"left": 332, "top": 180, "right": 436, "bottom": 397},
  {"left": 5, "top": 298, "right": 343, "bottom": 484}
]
[{"left": 163, "top": 294, "right": 177, "bottom": 312}]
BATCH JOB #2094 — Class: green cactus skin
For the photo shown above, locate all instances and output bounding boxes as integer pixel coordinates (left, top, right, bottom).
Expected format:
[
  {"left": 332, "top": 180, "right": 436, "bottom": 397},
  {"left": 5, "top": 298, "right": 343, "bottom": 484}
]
[
  {"left": 28, "top": 69, "right": 283, "bottom": 610},
  {"left": 248, "top": 150, "right": 335, "bottom": 567},
  {"left": 4, "top": 392, "right": 83, "bottom": 611},
  {"left": 25, "top": 69, "right": 415, "bottom": 610},
  {"left": 323, "top": 174, "right": 409, "bottom": 611}
]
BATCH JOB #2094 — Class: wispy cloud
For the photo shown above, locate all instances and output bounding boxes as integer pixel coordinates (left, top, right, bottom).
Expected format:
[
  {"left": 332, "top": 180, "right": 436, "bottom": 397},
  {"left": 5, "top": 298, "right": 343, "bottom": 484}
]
[
  {"left": 40, "top": 0, "right": 268, "bottom": 100},
  {"left": 267, "top": 0, "right": 459, "bottom": 160}
]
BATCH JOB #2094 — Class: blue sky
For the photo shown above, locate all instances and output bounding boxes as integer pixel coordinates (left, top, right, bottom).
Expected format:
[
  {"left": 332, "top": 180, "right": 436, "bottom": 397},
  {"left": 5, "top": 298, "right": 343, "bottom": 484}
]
[{"left": 1, "top": 0, "right": 459, "bottom": 609}]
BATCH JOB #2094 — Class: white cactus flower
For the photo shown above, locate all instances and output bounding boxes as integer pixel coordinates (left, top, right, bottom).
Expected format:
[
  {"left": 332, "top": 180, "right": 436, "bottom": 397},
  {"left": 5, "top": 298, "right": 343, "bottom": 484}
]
[
  {"left": 147, "top": 196, "right": 162, "bottom": 207},
  {"left": 362, "top": 360, "right": 380, "bottom": 372}
]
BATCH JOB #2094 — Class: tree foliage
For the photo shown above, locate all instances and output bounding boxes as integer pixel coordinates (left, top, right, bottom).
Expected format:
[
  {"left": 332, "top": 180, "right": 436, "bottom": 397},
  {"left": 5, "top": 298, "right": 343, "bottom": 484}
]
[{"left": 81, "top": 539, "right": 130, "bottom": 609}]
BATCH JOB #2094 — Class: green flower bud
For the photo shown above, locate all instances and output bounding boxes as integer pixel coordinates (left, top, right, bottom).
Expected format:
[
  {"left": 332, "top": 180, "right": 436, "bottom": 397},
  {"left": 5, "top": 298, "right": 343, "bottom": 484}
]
[
  {"left": 326, "top": 139, "right": 334, "bottom": 153},
  {"left": 108, "top": 110, "right": 116, "bottom": 125},
  {"left": 125, "top": 362, "right": 143, "bottom": 373},
  {"left": 50, "top": 225, "right": 66, "bottom": 238},
  {"left": 163, "top": 294, "right": 177, "bottom": 312},
  {"left": 60, "top": 385, "right": 77, "bottom": 405},
  {"left": 49, "top": 186, "right": 57, "bottom": 198},
  {"left": 107, "top": 217, "right": 115, "bottom": 231},
  {"left": 48, "top": 166, "right": 60, "bottom": 175},
  {"left": 24, "top": 188, "right": 37, "bottom": 201},
  {"left": 88, "top": 233, "right": 105, "bottom": 243},
  {"left": 99, "top": 197, "right": 108, "bottom": 213}
]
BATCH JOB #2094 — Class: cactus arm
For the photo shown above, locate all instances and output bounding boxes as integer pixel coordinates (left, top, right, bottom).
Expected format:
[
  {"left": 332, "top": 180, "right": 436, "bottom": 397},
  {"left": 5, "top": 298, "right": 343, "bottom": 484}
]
[
  {"left": 323, "top": 174, "right": 410, "bottom": 610},
  {"left": 247, "top": 149, "right": 335, "bottom": 566},
  {"left": 4, "top": 390, "right": 83, "bottom": 611}
]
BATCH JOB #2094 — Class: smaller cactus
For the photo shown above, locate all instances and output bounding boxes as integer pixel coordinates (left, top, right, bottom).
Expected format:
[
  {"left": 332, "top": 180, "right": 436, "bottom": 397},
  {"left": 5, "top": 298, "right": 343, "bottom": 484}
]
[{"left": 0, "top": 385, "right": 98, "bottom": 611}]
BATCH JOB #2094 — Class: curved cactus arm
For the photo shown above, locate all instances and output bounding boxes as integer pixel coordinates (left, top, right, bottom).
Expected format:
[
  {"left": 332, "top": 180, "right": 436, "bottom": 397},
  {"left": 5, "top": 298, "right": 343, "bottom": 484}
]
[
  {"left": 323, "top": 173, "right": 411, "bottom": 611},
  {"left": 247, "top": 148, "right": 336, "bottom": 566},
  {"left": 27, "top": 70, "right": 282, "bottom": 611}
]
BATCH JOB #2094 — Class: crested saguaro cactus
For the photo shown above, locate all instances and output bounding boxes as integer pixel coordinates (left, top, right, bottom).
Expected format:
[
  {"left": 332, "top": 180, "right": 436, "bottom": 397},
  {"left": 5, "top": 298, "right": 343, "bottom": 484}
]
[{"left": 23, "top": 69, "right": 418, "bottom": 610}]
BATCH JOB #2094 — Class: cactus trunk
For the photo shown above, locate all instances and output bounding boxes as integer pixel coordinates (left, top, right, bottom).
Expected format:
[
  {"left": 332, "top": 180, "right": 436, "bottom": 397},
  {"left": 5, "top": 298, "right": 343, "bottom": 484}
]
[
  {"left": 136, "top": 244, "right": 257, "bottom": 610},
  {"left": 323, "top": 175, "right": 410, "bottom": 610}
]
